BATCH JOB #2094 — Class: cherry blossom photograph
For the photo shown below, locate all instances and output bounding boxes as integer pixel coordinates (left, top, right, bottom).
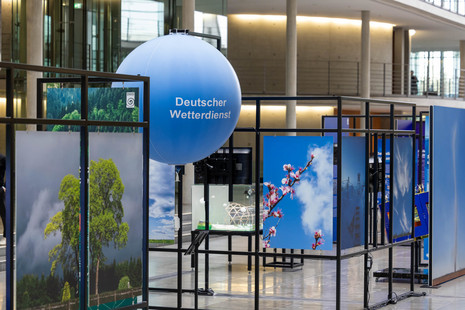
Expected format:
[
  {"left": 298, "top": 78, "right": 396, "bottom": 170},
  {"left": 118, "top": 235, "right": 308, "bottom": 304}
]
[{"left": 263, "top": 136, "right": 333, "bottom": 250}]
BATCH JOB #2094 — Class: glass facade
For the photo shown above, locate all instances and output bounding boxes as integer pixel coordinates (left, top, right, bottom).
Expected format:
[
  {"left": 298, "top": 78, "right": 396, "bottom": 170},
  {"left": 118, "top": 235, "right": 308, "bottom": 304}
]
[
  {"left": 410, "top": 51, "right": 460, "bottom": 97},
  {"left": 8, "top": 0, "right": 227, "bottom": 71}
]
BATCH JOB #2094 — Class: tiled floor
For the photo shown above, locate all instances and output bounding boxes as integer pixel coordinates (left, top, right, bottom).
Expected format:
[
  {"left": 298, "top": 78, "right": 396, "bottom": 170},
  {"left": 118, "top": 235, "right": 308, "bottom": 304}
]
[
  {"left": 2, "top": 236, "right": 465, "bottom": 309},
  {"left": 149, "top": 236, "right": 465, "bottom": 310}
]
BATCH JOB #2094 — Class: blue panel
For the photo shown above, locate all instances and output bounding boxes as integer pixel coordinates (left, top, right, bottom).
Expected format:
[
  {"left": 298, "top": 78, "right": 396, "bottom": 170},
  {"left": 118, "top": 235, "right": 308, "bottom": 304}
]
[
  {"left": 263, "top": 136, "right": 333, "bottom": 250},
  {"left": 323, "top": 116, "right": 350, "bottom": 144},
  {"left": 323, "top": 116, "right": 349, "bottom": 240},
  {"left": 392, "top": 137, "right": 413, "bottom": 240},
  {"left": 340, "top": 137, "right": 366, "bottom": 249},
  {"left": 432, "top": 106, "right": 465, "bottom": 280},
  {"left": 425, "top": 116, "right": 430, "bottom": 192}
]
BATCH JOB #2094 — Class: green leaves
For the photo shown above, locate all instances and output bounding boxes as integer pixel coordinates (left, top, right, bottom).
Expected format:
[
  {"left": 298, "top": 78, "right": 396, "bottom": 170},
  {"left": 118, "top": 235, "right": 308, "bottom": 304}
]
[{"left": 45, "top": 158, "right": 129, "bottom": 294}]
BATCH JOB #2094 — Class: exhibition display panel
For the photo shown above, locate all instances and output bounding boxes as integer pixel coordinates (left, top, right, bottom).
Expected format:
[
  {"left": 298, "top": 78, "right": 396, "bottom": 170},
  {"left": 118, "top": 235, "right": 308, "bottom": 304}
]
[
  {"left": 0, "top": 62, "right": 150, "bottom": 310},
  {"left": 430, "top": 106, "right": 465, "bottom": 285},
  {"left": 149, "top": 95, "right": 424, "bottom": 310}
]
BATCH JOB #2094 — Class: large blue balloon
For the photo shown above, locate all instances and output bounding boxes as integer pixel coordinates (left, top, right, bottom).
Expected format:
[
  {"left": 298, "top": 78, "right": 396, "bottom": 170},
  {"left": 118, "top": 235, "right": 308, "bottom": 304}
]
[{"left": 117, "top": 33, "right": 241, "bottom": 165}]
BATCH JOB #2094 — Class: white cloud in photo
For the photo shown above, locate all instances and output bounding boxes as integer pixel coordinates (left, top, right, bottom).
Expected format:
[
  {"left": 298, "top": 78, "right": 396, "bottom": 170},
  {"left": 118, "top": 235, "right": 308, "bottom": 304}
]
[
  {"left": 150, "top": 227, "right": 173, "bottom": 240},
  {"left": 149, "top": 159, "right": 175, "bottom": 219},
  {"left": 17, "top": 189, "right": 63, "bottom": 277},
  {"left": 393, "top": 138, "right": 413, "bottom": 234},
  {"left": 296, "top": 143, "right": 333, "bottom": 237}
]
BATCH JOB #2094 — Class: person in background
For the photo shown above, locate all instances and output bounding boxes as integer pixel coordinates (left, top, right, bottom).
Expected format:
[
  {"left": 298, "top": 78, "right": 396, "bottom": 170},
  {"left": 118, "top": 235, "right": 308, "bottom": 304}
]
[{"left": 411, "top": 70, "right": 418, "bottom": 95}]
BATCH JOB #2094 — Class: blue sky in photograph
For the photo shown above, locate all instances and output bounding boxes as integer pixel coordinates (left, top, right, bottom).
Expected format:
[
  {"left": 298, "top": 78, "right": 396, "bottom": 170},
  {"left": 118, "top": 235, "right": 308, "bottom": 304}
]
[
  {"left": 148, "top": 159, "right": 175, "bottom": 240},
  {"left": 340, "top": 137, "right": 366, "bottom": 250},
  {"left": 432, "top": 107, "right": 465, "bottom": 279},
  {"left": 392, "top": 137, "right": 413, "bottom": 239},
  {"left": 263, "top": 136, "right": 333, "bottom": 250}
]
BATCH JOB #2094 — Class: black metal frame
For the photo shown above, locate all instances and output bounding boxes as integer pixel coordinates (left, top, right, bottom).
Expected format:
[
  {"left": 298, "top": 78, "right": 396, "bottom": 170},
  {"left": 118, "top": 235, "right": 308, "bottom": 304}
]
[
  {"left": 0, "top": 61, "right": 150, "bottom": 310},
  {"left": 148, "top": 95, "right": 426, "bottom": 310}
]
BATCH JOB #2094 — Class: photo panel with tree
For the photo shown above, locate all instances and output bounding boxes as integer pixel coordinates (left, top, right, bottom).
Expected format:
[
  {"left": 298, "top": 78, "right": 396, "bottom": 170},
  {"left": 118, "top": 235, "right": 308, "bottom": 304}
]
[
  {"left": 88, "top": 132, "right": 144, "bottom": 308},
  {"left": 16, "top": 131, "right": 80, "bottom": 309},
  {"left": 263, "top": 136, "right": 333, "bottom": 250},
  {"left": 46, "top": 87, "right": 175, "bottom": 245}
]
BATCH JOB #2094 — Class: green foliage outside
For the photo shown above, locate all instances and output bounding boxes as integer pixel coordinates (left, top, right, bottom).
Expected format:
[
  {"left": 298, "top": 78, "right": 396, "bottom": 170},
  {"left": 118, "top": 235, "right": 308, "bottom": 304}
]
[{"left": 46, "top": 87, "right": 139, "bottom": 132}]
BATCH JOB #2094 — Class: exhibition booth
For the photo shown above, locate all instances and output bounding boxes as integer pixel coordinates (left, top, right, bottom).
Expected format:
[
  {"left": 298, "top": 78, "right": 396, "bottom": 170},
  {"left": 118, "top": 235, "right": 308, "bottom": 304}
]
[{"left": 1, "top": 32, "right": 465, "bottom": 310}]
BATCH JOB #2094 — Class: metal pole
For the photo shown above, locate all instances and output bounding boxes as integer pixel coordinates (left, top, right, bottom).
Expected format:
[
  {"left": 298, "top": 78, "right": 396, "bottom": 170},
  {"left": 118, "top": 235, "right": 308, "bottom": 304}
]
[
  {"left": 228, "top": 135, "right": 234, "bottom": 202},
  {"left": 79, "top": 74, "right": 89, "bottom": 309},
  {"left": 5, "top": 68, "right": 15, "bottom": 310},
  {"left": 410, "top": 106, "right": 417, "bottom": 292},
  {"left": 373, "top": 133, "right": 378, "bottom": 247},
  {"left": 143, "top": 79, "right": 150, "bottom": 307},
  {"left": 388, "top": 104, "right": 394, "bottom": 300},
  {"left": 204, "top": 166, "right": 210, "bottom": 290},
  {"left": 82, "top": 0, "right": 88, "bottom": 70},
  {"left": 381, "top": 134, "right": 386, "bottom": 246},
  {"left": 194, "top": 249, "right": 199, "bottom": 309},
  {"left": 336, "top": 97, "right": 342, "bottom": 310},
  {"left": 176, "top": 166, "right": 184, "bottom": 309},
  {"left": 363, "top": 102, "right": 370, "bottom": 309},
  {"left": 428, "top": 105, "right": 434, "bottom": 286},
  {"left": 419, "top": 113, "right": 424, "bottom": 187},
  {"left": 254, "top": 99, "right": 261, "bottom": 310}
]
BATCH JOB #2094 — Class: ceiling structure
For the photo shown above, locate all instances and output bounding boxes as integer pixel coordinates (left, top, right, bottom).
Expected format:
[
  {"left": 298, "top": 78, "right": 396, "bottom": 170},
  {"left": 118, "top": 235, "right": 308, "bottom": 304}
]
[{"left": 228, "top": 0, "right": 465, "bottom": 51}]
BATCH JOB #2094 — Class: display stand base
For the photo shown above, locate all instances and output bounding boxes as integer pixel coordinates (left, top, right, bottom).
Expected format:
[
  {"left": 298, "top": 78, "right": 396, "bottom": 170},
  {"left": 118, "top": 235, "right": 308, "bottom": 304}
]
[
  {"left": 373, "top": 267, "right": 428, "bottom": 283},
  {"left": 198, "top": 288, "right": 215, "bottom": 296},
  {"left": 263, "top": 261, "right": 304, "bottom": 270},
  {"left": 420, "top": 284, "right": 441, "bottom": 289},
  {"left": 368, "top": 291, "right": 427, "bottom": 310}
]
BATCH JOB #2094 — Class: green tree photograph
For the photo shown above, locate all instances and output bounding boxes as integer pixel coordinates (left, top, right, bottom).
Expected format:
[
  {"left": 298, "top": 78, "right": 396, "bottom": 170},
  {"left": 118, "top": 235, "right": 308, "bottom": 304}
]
[{"left": 16, "top": 131, "right": 144, "bottom": 310}]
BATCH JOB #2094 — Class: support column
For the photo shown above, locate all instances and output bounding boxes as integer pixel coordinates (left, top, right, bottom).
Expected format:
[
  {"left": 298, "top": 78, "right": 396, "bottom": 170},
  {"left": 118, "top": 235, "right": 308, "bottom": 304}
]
[
  {"left": 361, "top": 11, "right": 371, "bottom": 99},
  {"left": 182, "top": 0, "right": 195, "bottom": 32},
  {"left": 26, "top": 0, "right": 43, "bottom": 131},
  {"left": 286, "top": 0, "right": 297, "bottom": 135},
  {"left": 404, "top": 30, "right": 412, "bottom": 95},
  {"left": 360, "top": 11, "right": 370, "bottom": 132},
  {"left": 459, "top": 40, "right": 465, "bottom": 98},
  {"left": 393, "top": 27, "right": 405, "bottom": 95}
]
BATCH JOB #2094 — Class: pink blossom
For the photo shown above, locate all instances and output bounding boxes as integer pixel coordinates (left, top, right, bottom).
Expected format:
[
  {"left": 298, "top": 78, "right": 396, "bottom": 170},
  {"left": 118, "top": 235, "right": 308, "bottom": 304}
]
[
  {"left": 269, "top": 226, "right": 277, "bottom": 237},
  {"left": 263, "top": 209, "right": 269, "bottom": 219},
  {"left": 312, "top": 243, "right": 316, "bottom": 250},
  {"left": 275, "top": 209, "right": 284, "bottom": 218},
  {"left": 264, "top": 182, "right": 271, "bottom": 187},
  {"left": 314, "top": 230, "right": 322, "bottom": 239},
  {"left": 281, "top": 177, "right": 289, "bottom": 185},
  {"left": 280, "top": 186, "right": 291, "bottom": 195},
  {"left": 283, "top": 164, "right": 294, "bottom": 171},
  {"left": 263, "top": 240, "right": 270, "bottom": 248},
  {"left": 311, "top": 153, "right": 315, "bottom": 159},
  {"left": 290, "top": 188, "right": 295, "bottom": 199}
]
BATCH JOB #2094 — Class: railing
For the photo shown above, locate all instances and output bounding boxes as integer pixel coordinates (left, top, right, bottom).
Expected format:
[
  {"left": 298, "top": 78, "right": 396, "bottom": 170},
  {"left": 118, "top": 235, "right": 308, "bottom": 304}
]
[
  {"left": 422, "top": 0, "right": 465, "bottom": 16},
  {"left": 229, "top": 58, "right": 465, "bottom": 99}
]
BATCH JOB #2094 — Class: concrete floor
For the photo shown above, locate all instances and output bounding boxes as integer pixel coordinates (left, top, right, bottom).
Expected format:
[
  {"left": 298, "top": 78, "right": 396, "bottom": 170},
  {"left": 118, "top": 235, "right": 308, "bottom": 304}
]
[
  {"left": 149, "top": 236, "right": 465, "bottom": 310},
  {"left": 1, "top": 236, "right": 465, "bottom": 309}
]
